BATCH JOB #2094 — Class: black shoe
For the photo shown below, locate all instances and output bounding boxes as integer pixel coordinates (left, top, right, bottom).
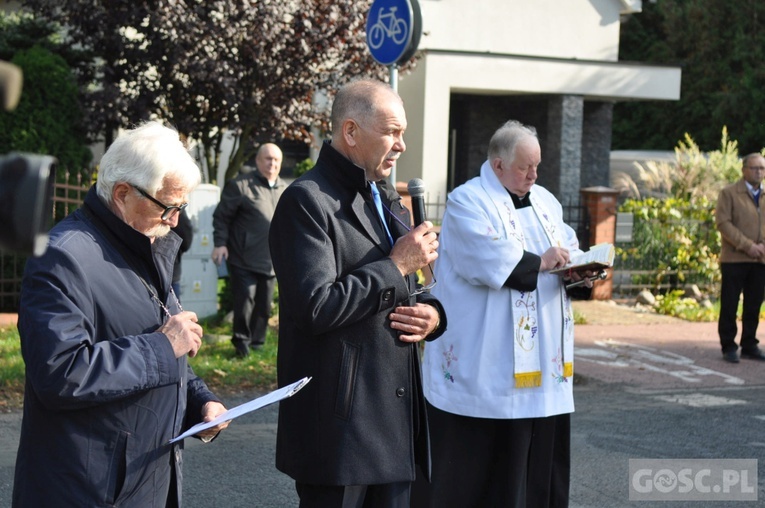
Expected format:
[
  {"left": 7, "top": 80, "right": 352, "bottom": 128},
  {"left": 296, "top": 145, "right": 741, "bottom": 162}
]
[
  {"left": 723, "top": 350, "right": 740, "bottom": 363},
  {"left": 741, "top": 348, "right": 765, "bottom": 361},
  {"left": 234, "top": 347, "right": 250, "bottom": 358}
]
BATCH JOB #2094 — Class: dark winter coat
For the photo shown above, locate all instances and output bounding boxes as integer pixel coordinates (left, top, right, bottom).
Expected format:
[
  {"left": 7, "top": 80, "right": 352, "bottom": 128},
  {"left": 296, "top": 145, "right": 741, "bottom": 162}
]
[
  {"left": 269, "top": 142, "right": 446, "bottom": 486},
  {"left": 212, "top": 170, "right": 286, "bottom": 275},
  {"left": 13, "top": 186, "right": 219, "bottom": 508}
]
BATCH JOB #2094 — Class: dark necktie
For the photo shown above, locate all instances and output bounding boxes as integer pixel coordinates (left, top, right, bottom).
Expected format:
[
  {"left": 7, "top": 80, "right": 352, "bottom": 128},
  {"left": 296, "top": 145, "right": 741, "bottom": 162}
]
[
  {"left": 370, "top": 182, "right": 394, "bottom": 246},
  {"left": 754, "top": 189, "right": 761, "bottom": 206}
]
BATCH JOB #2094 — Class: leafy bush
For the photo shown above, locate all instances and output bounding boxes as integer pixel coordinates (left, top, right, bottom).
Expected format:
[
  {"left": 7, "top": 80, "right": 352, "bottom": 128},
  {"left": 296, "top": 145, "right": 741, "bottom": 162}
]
[
  {"left": 0, "top": 13, "right": 92, "bottom": 176},
  {"left": 653, "top": 290, "right": 717, "bottom": 322},
  {"left": 292, "top": 157, "right": 315, "bottom": 178},
  {"left": 614, "top": 128, "right": 748, "bottom": 297},
  {"left": 617, "top": 196, "right": 719, "bottom": 291},
  {"left": 613, "top": 127, "right": 740, "bottom": 202}
]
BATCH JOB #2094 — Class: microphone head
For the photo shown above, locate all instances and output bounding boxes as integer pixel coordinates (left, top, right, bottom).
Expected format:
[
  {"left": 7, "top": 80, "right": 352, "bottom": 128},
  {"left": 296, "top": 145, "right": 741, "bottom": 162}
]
[{"left": 407, "top": 178, "right": 425, "bottom": 198}]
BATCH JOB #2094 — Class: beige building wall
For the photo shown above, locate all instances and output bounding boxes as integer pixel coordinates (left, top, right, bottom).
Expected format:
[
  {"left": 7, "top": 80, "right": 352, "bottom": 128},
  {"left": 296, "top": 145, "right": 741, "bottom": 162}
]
[{"left": 394, "top": 0, "right": 681, "bottom": 200}]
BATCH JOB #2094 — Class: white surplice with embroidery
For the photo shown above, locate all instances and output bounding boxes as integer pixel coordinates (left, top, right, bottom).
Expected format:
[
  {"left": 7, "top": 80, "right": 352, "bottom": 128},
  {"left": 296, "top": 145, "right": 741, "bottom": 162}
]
[{"left": 422, "top": 161, "right": 582, "bottom": 419}]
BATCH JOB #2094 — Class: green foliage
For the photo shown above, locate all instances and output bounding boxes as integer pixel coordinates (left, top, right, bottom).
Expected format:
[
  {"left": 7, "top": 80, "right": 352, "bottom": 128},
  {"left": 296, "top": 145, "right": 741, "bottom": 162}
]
[
  {"left": 613, "top": 128, "right": 749, "bottom": 296},
  {"left": 617, "top": 196, "right": 719, "bottom": 291},
  {"left": 653, "top": 290, "right": 717, "bottom": 322},
  {"left": 0, "top": 326, "right": 24, "bottom": 390},
  {"left": 0, "top": 315, "right": 279, "bottom": 408},
  {"left": 217, "top": 278, "right": 233, "bottom": 317},
  {"left": 614, "top": 0, "right": 765, "bottom": 152},
  {"left": 0, "top": 11, "right": 60, "bottom": 59},
  {"left": 292, "top": 157, "right": 315, "bottom": 179},
  {"left": 0, "top": 13, "right": 92, "bottom": 176},
  {"left": 24, "top": 0, "right": 396, "bottom": 182},
  {"left": 613, "top": 128, "right": 742, "bottom": 202},
  {"left": 190, "top": 319, "right": 278, "bottom": 392},
  {"left": 672, "top": 127, "right": 741, "bottom": 199}
]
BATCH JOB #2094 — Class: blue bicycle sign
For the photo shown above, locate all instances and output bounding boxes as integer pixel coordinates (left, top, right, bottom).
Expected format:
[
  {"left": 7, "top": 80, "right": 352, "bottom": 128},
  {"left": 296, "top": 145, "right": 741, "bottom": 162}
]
[
  {"left": 366, "top": 0, "right": 420, "bottom": 66},
  {"left": 368, "top": 6, "right": 408, "bottom": 49}
]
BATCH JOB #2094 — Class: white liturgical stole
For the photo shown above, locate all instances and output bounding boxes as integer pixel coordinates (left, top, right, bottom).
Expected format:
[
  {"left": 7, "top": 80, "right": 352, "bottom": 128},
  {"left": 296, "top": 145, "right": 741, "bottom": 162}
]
[{"left": 480, "top": 161, "right": 574, "bottom": 387}]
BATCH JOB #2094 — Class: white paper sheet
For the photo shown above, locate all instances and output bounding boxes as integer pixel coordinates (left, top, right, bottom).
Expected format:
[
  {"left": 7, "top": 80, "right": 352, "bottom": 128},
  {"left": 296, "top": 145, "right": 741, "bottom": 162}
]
[{"left": 169, "top": 376, "right": 311, "bottom": 443}]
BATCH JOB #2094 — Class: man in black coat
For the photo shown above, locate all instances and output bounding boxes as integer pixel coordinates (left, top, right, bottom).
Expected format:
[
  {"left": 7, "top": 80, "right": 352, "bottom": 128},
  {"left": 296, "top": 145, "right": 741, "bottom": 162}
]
[
  {"left": 212, "top": 143, "right": 286, "bottom": 357},
  {"left": 269, "top": 79, "right": 447, "bottom": 507}
]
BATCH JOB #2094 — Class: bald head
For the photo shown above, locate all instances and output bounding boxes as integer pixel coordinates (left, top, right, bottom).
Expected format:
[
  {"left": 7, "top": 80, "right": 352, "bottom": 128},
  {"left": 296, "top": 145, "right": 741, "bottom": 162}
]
[
  {"left": 255, "top": 143, "right": 283, "bottom": 183},
  {"left": 330, "top": 80, "right": 402, "bottom": 139},
  {"left": 329, "top": 79, "right": 407, "bottom": 181}
]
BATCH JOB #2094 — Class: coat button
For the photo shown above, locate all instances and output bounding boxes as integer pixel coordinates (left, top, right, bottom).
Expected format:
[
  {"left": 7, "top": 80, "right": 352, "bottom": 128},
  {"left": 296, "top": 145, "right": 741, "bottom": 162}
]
[
  {"left": 396, "top": 387, "right": 405, "bottom": 397},
  {"left": 383, "top": 290, "right": 393, "bottom": 301}
]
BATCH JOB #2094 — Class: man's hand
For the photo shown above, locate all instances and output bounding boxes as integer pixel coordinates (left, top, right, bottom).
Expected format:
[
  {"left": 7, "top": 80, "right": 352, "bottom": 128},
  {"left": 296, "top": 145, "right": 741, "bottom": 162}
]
[
  {"left": 211, "top": 246, "right": 229, "bottom": 265},
  {"left": 390, "top": 221, "right": 439, "bottom": 276},
  {"left": 196, "top": 401, "right": 230, "bottom": 442},
  {"left": 539, "top": 246, "right": 570, "bottom": 271},
  {"left": 567, "top": 269, "right": 596, "bottom": 288},
  {"left": 389, "top": 303, "right": 440, "bottom": 343},
  {"left": 747, "top": 242, "right": 765, "bottom": 260},
  {"left": 158, "top": 311, "right": 203, "bottom": 358}
]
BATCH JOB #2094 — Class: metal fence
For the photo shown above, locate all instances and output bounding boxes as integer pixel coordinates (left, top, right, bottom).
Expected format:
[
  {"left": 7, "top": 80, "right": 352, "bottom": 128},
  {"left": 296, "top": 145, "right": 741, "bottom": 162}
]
[
  {"left": 5, "top": 184, "right": 710, "bottom": 310},
  {"left": 563, "top": 197, "right": 591, "bottom": 251},
  {"left": 612, "top": 218, "right": 719, "bottom": 297},
  {"left": 423, "top": 191, "right": 448, "bottom": 226},
  {"left": 0, "top": 171, "right": 92, "bottom": 312}
]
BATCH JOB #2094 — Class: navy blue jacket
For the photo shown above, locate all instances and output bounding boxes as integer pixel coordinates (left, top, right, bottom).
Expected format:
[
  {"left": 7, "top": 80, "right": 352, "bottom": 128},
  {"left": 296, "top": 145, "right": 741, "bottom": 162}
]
[{"left": 13, "top": 186, "right": 219, "bottom": 507}]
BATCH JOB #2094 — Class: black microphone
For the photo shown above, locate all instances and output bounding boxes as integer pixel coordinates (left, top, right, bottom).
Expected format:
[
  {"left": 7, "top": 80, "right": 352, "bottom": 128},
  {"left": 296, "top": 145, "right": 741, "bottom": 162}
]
[{"left": 407, "top": 178, "right": 426, "bottom": 227}]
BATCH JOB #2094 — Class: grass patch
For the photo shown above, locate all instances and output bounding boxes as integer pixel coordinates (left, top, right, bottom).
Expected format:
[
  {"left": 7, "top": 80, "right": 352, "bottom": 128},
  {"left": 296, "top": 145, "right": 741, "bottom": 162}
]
[
  {"left": 0, "top": 314, "right": 278, "bottom": 410},
  {"left": 191, "top": 314, "right": 279, "bottom": 394},
  {"left": 0, "top": 326, "right": 25, "bottom": 410}
]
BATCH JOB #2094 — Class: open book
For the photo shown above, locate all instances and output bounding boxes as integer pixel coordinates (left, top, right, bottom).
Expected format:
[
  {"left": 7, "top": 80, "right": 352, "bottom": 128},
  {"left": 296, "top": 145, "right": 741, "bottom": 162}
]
[{"left": 550, "top": 243, "right": 615, "bottom": 275}]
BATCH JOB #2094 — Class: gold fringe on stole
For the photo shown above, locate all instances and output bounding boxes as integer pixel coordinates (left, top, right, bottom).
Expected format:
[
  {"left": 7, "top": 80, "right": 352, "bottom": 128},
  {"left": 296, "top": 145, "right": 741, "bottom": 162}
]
[
  {"left": 563, "top": 362, "right": 573, "bottom": 378},
  {"left": 514, "top": 371, "right": 542, "bottom": 388}
]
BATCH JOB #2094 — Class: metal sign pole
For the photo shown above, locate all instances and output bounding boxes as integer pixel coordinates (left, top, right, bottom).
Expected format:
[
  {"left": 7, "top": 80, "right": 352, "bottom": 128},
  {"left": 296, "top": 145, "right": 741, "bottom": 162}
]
[
  {"left": 366, "top": 0, "right": 421, "bottom": 188},
  {"left": 389, "top": 64, "right": 398, "bottom": 186}
]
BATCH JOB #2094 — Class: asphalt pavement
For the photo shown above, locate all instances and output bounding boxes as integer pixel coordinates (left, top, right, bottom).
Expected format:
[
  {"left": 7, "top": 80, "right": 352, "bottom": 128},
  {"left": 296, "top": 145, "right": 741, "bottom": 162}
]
[{"left": 2, "top": 309, "right": 765, "bottom": 506}]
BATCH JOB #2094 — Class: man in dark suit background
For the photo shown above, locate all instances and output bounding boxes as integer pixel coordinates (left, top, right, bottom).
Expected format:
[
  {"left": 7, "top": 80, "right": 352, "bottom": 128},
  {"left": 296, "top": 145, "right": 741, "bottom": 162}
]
[
  {"left": 269, "top": 79, "right": 447, "bottom": 508},
  {"left": 212, "top": 143, "right": 286, "bottom": 357}
]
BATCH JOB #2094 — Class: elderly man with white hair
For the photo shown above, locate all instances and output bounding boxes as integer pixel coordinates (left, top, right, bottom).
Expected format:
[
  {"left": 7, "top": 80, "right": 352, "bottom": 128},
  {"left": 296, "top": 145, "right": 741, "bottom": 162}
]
[{"left": 13, "top": 121, "right": 228, "bottom": 508}]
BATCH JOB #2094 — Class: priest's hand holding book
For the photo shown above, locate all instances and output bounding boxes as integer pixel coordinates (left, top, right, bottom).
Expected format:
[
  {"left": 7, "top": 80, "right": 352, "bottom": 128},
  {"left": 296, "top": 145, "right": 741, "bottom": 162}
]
[
  {"left": 539, "top": 246, "right": 595, "bottom": 288},
  {"left": 549, "top": 243, "right": 615, "bottom": 289}
]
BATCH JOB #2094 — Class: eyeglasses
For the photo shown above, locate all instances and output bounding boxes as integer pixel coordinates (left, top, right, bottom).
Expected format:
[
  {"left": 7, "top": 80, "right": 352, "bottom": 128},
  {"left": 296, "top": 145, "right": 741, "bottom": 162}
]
[
  {"left": 746, "top": 166, "right": 765, "bottom": 171},
  {"left": 410, "top": 265, "right": 437, "bottom": 296},
  {"left": 132, "top": 185, "right": 188, "bottom": 221}
]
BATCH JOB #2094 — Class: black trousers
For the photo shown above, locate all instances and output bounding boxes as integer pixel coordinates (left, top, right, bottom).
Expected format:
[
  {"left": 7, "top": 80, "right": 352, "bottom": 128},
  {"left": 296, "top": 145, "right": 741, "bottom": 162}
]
[
  {"left": 228, "top": 265, "right": 276, "bottom": 351},
  {"left": 718, "top": 262, "right": 765, "bottom": 353},
  {"left": 296, "top": 481, "right": 411, "bottom": 508},
  {"left": 411, "top": 402, "right": 570, "bottom": 508}
]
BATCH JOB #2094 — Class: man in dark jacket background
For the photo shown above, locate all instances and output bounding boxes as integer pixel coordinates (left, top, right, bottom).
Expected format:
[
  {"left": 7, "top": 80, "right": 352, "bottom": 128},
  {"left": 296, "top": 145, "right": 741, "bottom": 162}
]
[
  {"left": 13, "top": 121, "right": 229, "bottom": 507},
  {"left": 269, "top": 79, "right": 447, "bottom": 507},
  {"left": 212, "top": 143, "right": 286, "bottom": 357}
]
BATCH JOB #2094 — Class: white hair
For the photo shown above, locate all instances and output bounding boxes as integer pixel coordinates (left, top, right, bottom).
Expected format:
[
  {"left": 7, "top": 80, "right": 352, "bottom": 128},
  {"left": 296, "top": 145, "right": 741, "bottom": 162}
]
[
  {"left": 488, "top": 120, "right": 538, "bottom": 163},
  {"left": 97, "top": 121, "right": 201, "bottom": 204}
]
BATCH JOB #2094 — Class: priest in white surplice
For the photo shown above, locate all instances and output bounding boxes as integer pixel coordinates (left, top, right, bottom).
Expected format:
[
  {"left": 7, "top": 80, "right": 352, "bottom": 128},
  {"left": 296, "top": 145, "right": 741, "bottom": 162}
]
[{"left": 412, "top": 120, "right": 593, "bottom": 508}]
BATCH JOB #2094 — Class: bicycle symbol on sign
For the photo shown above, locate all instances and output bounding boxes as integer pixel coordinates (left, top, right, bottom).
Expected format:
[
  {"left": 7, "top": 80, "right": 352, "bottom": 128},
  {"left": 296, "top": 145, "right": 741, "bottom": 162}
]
[{"left": 368, "top": 7, "right": 409, "bottom": 49}]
